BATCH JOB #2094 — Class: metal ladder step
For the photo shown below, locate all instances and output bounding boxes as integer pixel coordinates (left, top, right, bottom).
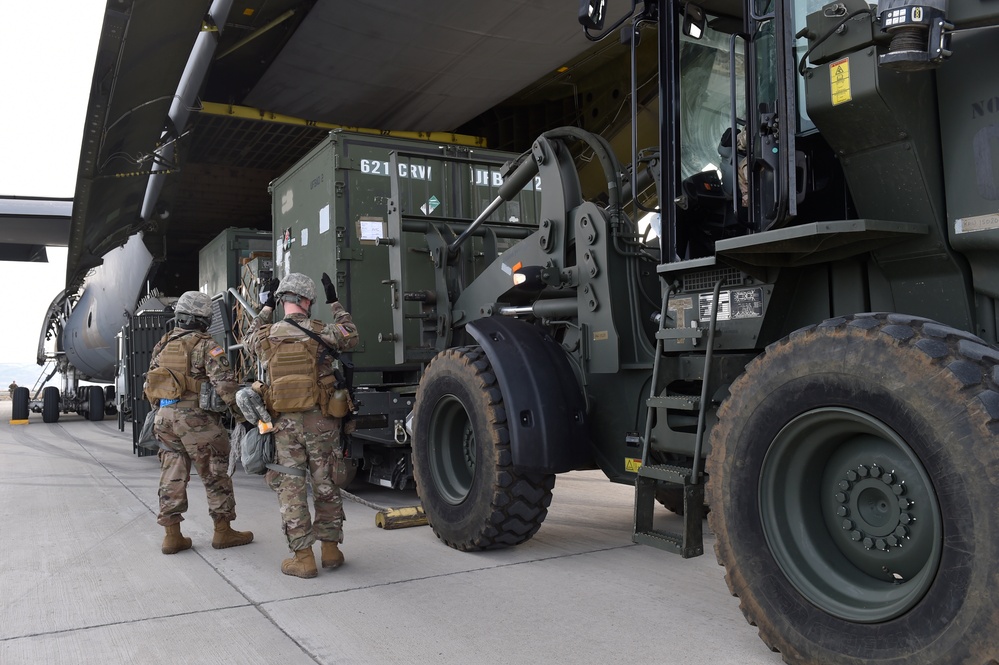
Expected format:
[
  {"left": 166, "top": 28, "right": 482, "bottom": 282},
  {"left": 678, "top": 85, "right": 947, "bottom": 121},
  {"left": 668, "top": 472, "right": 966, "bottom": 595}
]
[
  {"left": 646, "top": 395, "right": 700, "bottom": 411},
  {"left": 633, "top": 529, "right": 684, "bottom": 553},
  {"left": 636, "top": 463, "right": 692, "bottom": 484},
  {"left": 633, "top": 467, "right": 705, "bottom": 559}
]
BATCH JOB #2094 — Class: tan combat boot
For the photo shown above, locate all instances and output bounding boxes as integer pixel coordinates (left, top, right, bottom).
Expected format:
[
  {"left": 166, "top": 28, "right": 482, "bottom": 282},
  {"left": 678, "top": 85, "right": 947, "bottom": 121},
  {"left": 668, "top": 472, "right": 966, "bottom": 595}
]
[
  {"left": 212, "top": 520, "right": 254, "bottom": 549},
  {"left": 162, "top": 524, "right": 192, "bottom": 554},
  {"left": 321, "top": 541, "right": 344, "bottom": 569},
  {"left": 281, "top": 548, "right": 318, "bottom": 578}
]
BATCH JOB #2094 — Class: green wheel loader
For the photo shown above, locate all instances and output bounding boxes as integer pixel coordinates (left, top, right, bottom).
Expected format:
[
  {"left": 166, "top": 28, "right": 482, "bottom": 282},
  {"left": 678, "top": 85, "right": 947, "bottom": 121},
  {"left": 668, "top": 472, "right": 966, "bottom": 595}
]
[{"left": 384, "top": 0, "right": 999, "bottom": 662}]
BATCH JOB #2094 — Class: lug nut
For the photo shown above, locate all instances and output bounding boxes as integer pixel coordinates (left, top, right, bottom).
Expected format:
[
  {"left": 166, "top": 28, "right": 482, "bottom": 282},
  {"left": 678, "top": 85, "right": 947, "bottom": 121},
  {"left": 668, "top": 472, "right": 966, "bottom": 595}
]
[
  {"left": 846, "top": 470, "right": 858, "bottom": 482},
  {"left": 887, "top": 535, "right": 899, "bottom": 547},
  {"left": 899, "top": 513, "right": 912, "bottom": 524},
  {"left": 835, "top": 492, "right": 847, "bottom": 503},
  {"left": 842, "top": 519, "right": 854, "bottom": 530},
  {"left": 857, "top": 465, "right": 869, "bottom": 477},
  {"left": 894, "top": 525, "right": 908, "bottom": 538},
  {"left": 870, "top": 465, "right": 883, "bottom": 478},
  {"left": 838, "top": 479, "right": 852, "bottom": 491},
  {"left": 836, "top": 506, "right": 849, "bottom": 517},
  {"left": 892, "top": 483, "right": 905, "bottom": 496},
  {"left": 850, "top": 530, "right": 862, "bottom": 541},
  {"left": 863, "top": 537, "right": 874, "bottom": 549},
  {"left": 876, "top": 538, "right": 888, "bottom": 551},
  {"left": 898, "top": 497, "right": 911, "bottom": 509},
  {"left": 881, "top": 472, "right": 895, "bottom": 485}
]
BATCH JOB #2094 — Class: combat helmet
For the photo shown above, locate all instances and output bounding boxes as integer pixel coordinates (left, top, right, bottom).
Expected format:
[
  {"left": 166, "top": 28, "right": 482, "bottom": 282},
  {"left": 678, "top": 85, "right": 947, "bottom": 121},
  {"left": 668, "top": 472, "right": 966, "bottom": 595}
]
[
  {"left": 275, "top": 273, "right": 316, "bottom": 306},
  {"left": 175, "top": 291, "right": 213, "bottom": 330}
]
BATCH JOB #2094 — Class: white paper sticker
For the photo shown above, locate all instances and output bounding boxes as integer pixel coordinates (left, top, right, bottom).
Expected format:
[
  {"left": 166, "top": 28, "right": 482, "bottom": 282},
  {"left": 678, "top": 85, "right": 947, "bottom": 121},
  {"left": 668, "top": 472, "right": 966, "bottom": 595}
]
[
  {"left": 319, "top": 205, "right": 330, "bottom": 233},
  {"left": 281, "top": 188, "right": 293, "bottom": 214},
  {"left": 359, "top": 220, "right": 383, "bottom": 241},
  {"left": 301, "top": 228, "right": 309, "bottom": 247}
]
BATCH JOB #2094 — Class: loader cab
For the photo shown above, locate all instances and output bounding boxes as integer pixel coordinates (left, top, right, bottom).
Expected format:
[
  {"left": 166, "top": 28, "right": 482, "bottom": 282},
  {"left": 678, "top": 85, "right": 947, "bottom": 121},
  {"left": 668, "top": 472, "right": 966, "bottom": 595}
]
[{"left": 664, "top": 0, "right": 851, "bottom": 259}]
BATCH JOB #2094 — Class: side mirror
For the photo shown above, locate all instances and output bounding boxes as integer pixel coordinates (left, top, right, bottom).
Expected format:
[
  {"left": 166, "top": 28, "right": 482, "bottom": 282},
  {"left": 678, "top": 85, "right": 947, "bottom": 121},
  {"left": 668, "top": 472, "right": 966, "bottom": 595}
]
[
  {"left": 682, "top": 3, "right": 706, "bottom": 39},
  {"left": 579, "top": 0, "right": 607, "bottom": 30}
]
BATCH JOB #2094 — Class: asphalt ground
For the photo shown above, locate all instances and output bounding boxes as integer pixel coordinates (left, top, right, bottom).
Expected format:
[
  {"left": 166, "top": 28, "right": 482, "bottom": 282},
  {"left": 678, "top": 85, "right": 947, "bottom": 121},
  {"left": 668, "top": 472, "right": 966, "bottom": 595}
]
[{"left": 0, "top": 401, "right": 783, "bottom": 664}]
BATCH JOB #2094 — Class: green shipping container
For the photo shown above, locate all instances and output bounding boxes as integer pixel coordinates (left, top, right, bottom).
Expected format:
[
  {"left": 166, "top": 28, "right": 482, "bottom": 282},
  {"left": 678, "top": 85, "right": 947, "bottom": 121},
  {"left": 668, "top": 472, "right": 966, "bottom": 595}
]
[
  {"left": 269, "top": 131, "right": 538, "bottom": 488},
  {"left": 268, "top": 130, "right": 539, "bottom": 382}
]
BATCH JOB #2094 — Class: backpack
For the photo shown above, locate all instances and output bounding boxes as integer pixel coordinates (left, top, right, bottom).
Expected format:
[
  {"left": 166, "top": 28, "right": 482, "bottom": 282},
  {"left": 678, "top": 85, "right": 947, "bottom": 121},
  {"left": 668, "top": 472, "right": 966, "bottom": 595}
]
[
  {"left": 241, "top": 426, "right": 275, "bottom": 475},
  {"left": 258, "top": 321, "right": 323, "bottom": 413},
  {"left": 145, "top": 331, "right": 206, "bottom": 401},
  {"left": 238, "top": 424, "right": 306, "bottom": 477}
]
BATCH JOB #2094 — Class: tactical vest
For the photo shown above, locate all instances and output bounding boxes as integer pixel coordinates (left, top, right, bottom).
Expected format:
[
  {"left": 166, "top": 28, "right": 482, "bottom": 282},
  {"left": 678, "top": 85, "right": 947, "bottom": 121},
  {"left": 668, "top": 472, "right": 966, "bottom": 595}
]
[
  {"left": 258, "top": 320, "right": 325, "bottom": 414},
  {"left": 145, "top": 331, "right": 208, "bottom": 401}
]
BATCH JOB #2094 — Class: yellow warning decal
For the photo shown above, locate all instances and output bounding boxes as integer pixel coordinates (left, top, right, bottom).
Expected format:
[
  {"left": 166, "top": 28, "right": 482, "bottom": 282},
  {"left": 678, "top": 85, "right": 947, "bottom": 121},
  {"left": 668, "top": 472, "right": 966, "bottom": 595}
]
[
  {"left": 625, "top": 457, "right": 642, "bottom": 473},
  {"left": 593, "top": 330, "right": 609, "bottom": 341},
  {"left": 830, "top": 57, "right": 852, "bottom": 106}
]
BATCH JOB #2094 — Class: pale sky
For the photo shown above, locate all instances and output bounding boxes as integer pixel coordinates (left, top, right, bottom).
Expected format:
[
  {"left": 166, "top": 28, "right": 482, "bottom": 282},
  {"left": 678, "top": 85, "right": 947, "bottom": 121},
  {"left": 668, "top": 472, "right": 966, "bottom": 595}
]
[{"left": 0, "top": 1, "right": 106, "bottom": 363}]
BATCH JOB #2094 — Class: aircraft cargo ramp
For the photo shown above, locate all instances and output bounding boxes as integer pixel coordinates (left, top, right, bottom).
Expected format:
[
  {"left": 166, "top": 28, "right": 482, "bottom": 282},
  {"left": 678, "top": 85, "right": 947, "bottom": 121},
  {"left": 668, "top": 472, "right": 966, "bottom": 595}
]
[{"left": 0, "top": 403, "right": 779, "bottom": 665}]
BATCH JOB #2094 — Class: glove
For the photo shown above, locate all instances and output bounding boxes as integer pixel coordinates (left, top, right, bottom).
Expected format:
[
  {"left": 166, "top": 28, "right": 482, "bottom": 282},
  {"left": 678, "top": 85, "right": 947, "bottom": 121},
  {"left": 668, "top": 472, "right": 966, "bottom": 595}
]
[
  {"left": 321, "top": 272, "right": 338, "bottom": 304},
  {"left": 258, "top": 277, "right": 278, "bottom": 309},
  {"left": 235, "top": 386, "right": 271, "bottom": 425}
]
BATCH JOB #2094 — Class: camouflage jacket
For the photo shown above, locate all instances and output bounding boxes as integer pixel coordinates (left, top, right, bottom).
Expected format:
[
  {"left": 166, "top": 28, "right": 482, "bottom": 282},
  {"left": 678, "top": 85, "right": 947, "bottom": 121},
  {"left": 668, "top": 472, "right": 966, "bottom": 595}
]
[
  {"left": 243, "top": 303, "right": 358, "bottom": 381},
  {"left": 145, "top": 328, "right": 239, "bottom": 406}
]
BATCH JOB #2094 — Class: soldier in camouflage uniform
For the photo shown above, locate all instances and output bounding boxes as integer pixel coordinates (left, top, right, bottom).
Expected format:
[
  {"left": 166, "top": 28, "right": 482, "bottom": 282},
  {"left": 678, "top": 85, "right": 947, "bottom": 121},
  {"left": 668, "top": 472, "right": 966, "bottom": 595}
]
[
  {"left": 145, "top": 291, "right": 254, "bottom": 554},
  {"left": 243, "top": 272, "right": 358, "bottom": 578}
]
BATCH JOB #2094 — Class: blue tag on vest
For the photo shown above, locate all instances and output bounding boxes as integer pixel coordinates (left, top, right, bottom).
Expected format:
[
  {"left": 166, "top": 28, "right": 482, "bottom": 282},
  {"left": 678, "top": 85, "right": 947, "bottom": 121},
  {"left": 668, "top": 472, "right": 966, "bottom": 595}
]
[{"left": 160, "top": 398, "right": 179, "bottom": 407}]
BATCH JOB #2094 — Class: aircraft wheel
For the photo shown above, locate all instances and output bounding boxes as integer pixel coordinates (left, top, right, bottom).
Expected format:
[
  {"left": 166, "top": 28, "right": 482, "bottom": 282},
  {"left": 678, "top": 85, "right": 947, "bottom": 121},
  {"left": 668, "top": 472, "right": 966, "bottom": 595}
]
[
  {"left": 87, "top": 386, "right": 105, "bottom": 422},
  {"left": 42, "top": 386, "right": 60, "bottom": 423},
  {"left": 11, "top": 386, "right": 29, "bottom": 420}
]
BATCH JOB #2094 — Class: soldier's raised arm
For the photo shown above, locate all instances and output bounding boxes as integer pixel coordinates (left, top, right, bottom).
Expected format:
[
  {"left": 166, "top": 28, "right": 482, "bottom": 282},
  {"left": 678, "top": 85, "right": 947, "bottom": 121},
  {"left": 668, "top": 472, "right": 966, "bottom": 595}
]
[{"left": 319, "top": 272, "right": 358, "bottom": 352}]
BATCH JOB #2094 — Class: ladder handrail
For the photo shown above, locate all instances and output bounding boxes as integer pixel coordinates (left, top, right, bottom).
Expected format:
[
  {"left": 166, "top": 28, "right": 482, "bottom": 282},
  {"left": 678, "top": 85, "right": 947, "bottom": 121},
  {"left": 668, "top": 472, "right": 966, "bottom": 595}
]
[{"left": 640, "top": 281, "right": 676, "bottom": 467}]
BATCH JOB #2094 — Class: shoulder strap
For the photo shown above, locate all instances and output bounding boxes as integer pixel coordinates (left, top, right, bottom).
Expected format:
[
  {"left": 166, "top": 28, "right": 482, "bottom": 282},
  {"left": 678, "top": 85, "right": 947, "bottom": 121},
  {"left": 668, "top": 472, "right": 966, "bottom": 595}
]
[{"left": 285, "top": 318, "right": 340, "bottom": 357}]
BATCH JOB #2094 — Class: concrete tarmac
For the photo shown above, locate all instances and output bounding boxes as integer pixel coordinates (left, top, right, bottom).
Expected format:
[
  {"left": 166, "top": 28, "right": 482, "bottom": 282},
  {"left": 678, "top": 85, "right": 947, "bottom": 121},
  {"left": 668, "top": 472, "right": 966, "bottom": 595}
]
[{"left": 0, "top": 402, "right": 783, "bottom": 665}]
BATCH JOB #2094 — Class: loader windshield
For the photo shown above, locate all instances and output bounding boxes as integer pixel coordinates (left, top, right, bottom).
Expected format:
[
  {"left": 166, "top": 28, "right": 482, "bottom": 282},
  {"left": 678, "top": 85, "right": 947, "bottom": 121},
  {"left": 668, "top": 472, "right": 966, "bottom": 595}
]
[{"left": 679, "top": 24, "right": 745, "bottom": 180}]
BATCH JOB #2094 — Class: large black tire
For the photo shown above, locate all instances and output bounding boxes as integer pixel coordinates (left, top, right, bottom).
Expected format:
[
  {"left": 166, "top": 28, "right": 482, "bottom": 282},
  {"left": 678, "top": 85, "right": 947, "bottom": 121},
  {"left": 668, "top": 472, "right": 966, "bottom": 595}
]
[
  {"left": 11, "top": 386, "right": 29, "bottom": 420},
  {"left": 42, "top": 386, "right": 60, "bottom": 423},
  {"left": 707, "top": 314, "right": 999, "bottom": 664},
  {"left": 87, "top": 386, "right": 104, "bottom": 422},
  {"left": 412, "top": 346, "right": 555, "bottom": 550}
]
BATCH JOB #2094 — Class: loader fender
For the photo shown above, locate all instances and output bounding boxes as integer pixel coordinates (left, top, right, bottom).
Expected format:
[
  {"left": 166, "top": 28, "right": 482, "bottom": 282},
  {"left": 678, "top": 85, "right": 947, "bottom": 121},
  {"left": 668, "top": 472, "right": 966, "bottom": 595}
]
[{"left": 466, "top": 316, "right": 592, "bottom": 474}]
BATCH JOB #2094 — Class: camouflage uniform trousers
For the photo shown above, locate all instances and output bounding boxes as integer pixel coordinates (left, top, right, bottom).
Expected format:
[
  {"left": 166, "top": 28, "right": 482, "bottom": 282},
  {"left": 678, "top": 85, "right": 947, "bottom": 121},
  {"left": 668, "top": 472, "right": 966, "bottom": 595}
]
[
  {"left": 155, "top": 403, "right": 237, "bottom": 526},
  {"left": 266, "top": 408, "right": 349, "bottom": 552}
]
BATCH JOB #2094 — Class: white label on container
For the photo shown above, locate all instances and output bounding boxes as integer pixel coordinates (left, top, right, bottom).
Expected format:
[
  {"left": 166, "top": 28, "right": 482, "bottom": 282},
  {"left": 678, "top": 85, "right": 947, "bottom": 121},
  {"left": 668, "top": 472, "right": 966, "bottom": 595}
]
[
  {"left": 281, "top": 188, "right": 293, "bottom": 214},
  {"left": 319, "top": 204, "right": 330, "bottom": 233},
  {"left": 301, "top": 228, "right": 309, "bottom": 247},
  {"left": 359, "top": 220, "right": 383, "bottom": 241}
]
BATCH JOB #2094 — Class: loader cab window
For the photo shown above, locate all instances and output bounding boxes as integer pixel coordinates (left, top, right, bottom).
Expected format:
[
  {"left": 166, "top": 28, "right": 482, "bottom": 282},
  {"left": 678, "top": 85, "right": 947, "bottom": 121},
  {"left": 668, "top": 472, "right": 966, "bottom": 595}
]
[
  {"left": 754, "top": 0, "right": 816, "bottom": 134},
  {"left": 794, "top": 0, "right": 824, "bottom": 133},
  {"left": 678, "top": 24, "right": 745, "bottom": 181},
  {"left": 674, "top": 17, "right": 748, "bottom": 259}
]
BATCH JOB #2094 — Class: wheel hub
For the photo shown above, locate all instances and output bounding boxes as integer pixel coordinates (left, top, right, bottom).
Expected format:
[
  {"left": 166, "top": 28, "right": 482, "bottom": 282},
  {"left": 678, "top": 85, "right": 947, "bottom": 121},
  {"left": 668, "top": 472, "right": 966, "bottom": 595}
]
[
  {"left": 760, "top": 407, "right": 942, "bottom": 622},
  {"left": 834, "top": 464, "right": 910, "bottom": 552}
]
